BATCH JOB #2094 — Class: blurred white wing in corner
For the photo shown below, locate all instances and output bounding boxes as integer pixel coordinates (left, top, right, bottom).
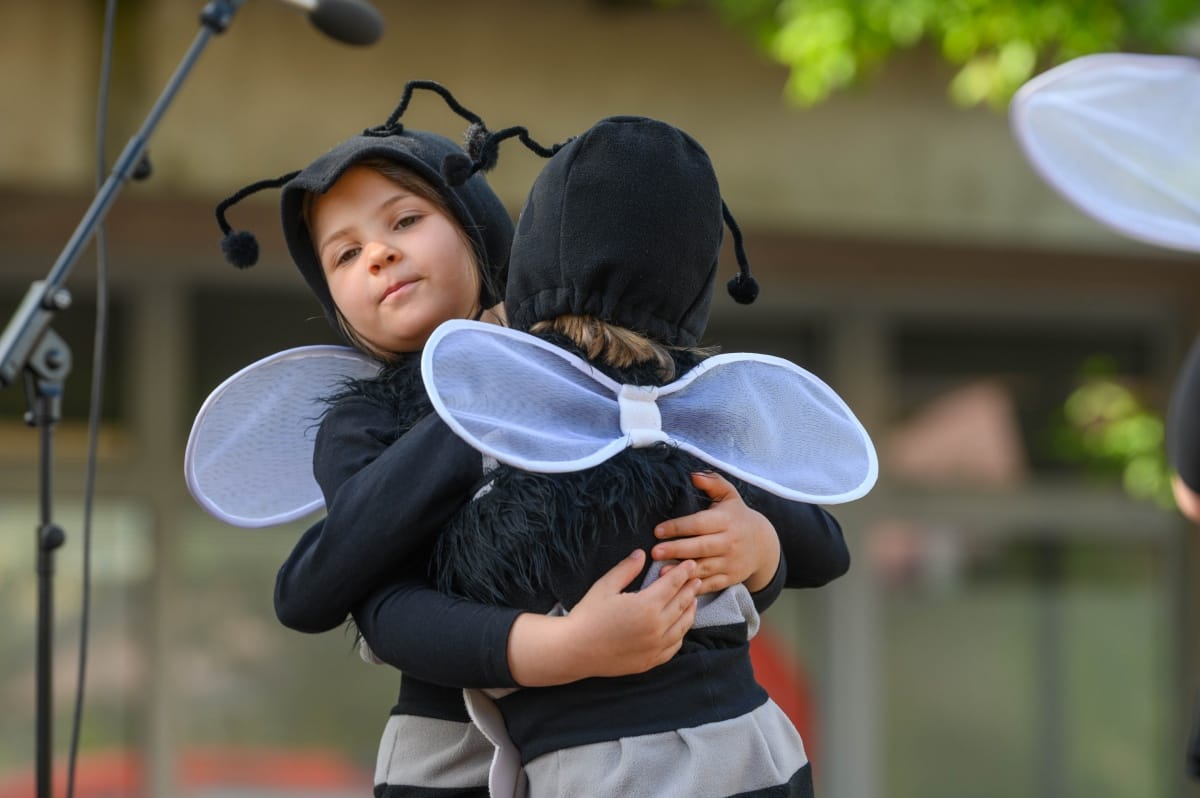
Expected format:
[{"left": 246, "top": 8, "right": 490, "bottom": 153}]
[
  {"left": 1010, "top": 52, "right": 1200, "bottom": 254},
  {"left": 185, "top": 345, "right": 379, "bottom": 528}
]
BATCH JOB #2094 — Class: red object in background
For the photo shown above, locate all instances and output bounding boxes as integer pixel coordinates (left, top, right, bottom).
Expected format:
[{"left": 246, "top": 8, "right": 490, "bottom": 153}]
[
  {"left": 0, "top": 747, "right": 371, "bottom": 798},
  {"left": 749, "top": 626, "right": 819, "bottom": 766}
]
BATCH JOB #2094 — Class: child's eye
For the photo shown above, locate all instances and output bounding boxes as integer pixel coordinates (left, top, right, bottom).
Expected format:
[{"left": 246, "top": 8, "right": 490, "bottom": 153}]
[
  {"left": 334, "top": 246, "right": 360, "bottom": 267},
  {"left": 394, "top": 214, "right": 420, "bottom": 230}
]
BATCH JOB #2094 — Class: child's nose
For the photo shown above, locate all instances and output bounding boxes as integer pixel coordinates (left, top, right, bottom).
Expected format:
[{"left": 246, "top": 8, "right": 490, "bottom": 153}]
[{"left": 363, "top": 240, "right": 399, "bottom": 273}]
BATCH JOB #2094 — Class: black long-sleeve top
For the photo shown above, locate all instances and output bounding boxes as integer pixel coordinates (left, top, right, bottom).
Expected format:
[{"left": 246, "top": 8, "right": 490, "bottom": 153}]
[
  {"left": 390, "top": 339, "right": 847, "bottom": 762},
  {"left": 274, "top": 353, "right": 850, "bottom": 703}
]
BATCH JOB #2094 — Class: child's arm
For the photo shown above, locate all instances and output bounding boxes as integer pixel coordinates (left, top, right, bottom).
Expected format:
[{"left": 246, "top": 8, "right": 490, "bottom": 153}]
[
  {"left": 351, "top": 551, "right": 700, "bottom": 689},
  {"left": 275, "top": 405, "right": 482, "bottom": 633},
  {"left": 740, "top": 479, "right": 850, "bottom": 589},
  {"left": 651, "top": 471, "right": 850, "bottom": 600}
]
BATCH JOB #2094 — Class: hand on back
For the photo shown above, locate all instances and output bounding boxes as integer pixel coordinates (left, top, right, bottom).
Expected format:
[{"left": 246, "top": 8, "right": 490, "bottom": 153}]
[
  {"left": 651, "top": 471, "right": 781, "bottom": 594},
  {"left": 507, "top": 550, "right": 699, "bottom": 686}
]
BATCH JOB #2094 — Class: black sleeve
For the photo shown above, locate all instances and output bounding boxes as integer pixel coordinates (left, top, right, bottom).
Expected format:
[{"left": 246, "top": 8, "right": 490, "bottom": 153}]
[
  {"left": 748, "top": 552, "right": 787, "bottom": 613},
  {"left": 273, "top": 402, "right": 484, "bottom": 633},
  {"left": 741, "top": 485, "right": 850, "bottom": 589},
  {"left": 1169, "top": 337, "right": 1200, "bottom": 492},
  {"left": 352, "top": 567, "right": 522, "bottom": 689}
]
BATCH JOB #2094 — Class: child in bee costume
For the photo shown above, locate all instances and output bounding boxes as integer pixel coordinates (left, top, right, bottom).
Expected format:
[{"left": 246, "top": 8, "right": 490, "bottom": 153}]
[
  {"left": 188, "top": 86, "right": 861, "bottom": 798},
  {"left": 403, "top": 115, "right": 879, "bottom": 797}
]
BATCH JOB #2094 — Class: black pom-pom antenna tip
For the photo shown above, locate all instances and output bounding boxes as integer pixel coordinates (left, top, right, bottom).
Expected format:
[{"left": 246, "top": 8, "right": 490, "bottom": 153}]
[{"left": 221, "top": 230, "right": 260, "bottom": 269}]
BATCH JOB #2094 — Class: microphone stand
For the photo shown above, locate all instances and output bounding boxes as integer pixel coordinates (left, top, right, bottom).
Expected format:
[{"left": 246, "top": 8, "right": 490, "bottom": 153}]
[{"left": 0, "top": 3, "right": 244, "bottom": 795}]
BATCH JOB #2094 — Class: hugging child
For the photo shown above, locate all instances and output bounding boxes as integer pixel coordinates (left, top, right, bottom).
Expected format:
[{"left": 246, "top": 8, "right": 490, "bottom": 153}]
[
  {"left": 209, "top": 85, "right": 854, "bottom": 797},
  {"left": 406, "top": 115, "right": 876, "bottom": 796}
]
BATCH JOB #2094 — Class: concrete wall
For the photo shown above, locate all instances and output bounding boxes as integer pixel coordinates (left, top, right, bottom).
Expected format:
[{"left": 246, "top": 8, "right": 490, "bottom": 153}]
[{"left": 0, "top": 0, "right": 1171, "bottom": 254}]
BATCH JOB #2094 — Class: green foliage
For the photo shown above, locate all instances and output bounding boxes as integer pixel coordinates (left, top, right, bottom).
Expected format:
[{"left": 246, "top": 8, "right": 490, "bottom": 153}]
[
  {"left": 1048, "top": 357, "right": 1175, "bottom": 509},
  {"left": 696, "top": 0, "right": 1200, "bottom": 108}
]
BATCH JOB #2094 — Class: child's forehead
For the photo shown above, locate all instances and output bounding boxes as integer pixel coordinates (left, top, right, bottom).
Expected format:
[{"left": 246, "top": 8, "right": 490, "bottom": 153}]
[
  {"left": 315, "top": 166, "right": 400, "bottom": 207},
  {"left": 310, "top": 169, "right": 426, "bottom": 228}
]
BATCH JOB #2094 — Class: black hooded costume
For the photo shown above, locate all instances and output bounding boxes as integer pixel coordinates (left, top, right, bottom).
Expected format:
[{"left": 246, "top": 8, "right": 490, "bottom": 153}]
[
  {"left": 361, "top": 116, "right": 842, "bottom": 797},
  {"left": 218, "top": 89, "right": 849, "bottom": 797}
]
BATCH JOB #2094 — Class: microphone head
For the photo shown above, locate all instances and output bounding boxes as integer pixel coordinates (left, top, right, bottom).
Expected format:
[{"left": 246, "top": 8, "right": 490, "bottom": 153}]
[{"left": 310, "top": 0, "right": 384, "bottom": 46}]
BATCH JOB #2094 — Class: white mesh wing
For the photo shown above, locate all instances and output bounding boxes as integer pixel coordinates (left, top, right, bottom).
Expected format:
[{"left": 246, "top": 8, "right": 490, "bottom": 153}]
[
  {"left": 423, "top": 320, "right": 877, "bottom": 503},
  {"left": 185, "top": 345, "right": 379, "bottom": 527},
  {"left": 659, "top": 354, "right": 877, "bottom": 503},
  {"left": 422, "top": 321, "right": 628, "bottom": 472},
  {"left": 1011, "top": 53, "right": 1200, "bottom": 253}
]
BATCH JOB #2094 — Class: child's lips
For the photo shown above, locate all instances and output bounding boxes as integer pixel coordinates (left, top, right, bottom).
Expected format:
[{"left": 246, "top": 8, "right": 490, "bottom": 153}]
[{"left": 381, "top": 279, "right": 417, "bottom": 302}]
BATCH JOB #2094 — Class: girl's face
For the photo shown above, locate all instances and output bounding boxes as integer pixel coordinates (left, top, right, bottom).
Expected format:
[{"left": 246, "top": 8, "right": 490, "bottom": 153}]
[{"left": 311, "top": 165, "right": 480, "bottom": 354}]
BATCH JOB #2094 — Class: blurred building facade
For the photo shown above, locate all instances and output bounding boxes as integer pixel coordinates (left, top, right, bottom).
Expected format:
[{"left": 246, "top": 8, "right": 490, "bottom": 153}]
[{"left": 1, "top": 1, "right": 1198, "bottom": 796}]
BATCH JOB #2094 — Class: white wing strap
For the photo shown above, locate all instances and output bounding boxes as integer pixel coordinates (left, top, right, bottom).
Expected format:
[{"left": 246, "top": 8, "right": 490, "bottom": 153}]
[
  {"left": 1011, "top": 52, "right": 1200, "bottom": 254},
  {"left": 422, "top": 320, "right": 878, "bottom": 504},
  {"left": 185, "top": 345, "right": 379, "bottom": 527}
]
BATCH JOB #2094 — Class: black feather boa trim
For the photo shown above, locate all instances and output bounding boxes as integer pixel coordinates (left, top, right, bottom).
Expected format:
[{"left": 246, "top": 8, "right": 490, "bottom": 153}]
[
  {"left": 433, "top": 342, "right": 717, "bottom": 611},
  {"left": 435, "top": 445, "right": 710, "bottom": 610},
  {"left": 322, "top": 352, "right": 433, "bottom": 437}
]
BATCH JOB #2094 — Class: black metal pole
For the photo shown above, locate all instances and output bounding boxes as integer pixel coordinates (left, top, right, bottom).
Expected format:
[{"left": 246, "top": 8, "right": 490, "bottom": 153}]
[
  {"left": 0, "top": 5, "right": 243, "bottom": 796},
  {"left": 29, "top": 331, "right": 69, "bottom": 798}
]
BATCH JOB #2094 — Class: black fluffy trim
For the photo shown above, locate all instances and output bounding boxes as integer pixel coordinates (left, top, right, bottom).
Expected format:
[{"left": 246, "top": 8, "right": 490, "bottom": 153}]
[
  {"left": 435, "top": 446, "right": 708, "bottom": 610},
  {"left": 433, "top": 342, "right": 718, "bottom": 610},
  {"left": 463, "top": 122, "right": 490, "bottom": 161},
  {"left": 321, "top": 353, "right": 432, "bottom": 436}
]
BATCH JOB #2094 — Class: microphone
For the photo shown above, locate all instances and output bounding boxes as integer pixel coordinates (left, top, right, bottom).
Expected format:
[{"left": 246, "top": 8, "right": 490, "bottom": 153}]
[{"left": 276, "top": 0, "right": 384, "bottom": 46}]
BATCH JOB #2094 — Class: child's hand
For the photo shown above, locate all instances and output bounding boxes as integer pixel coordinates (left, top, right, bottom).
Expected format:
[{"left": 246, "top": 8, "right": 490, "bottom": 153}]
[
  {"left": 651, "top": 471, "right": 781, "bottom": 594},
  {"left": 565, "top": 550, "right": 699, "bottom": 677},
  {"left": 508, "top": 550, "right": 699, "bottom": 686}
]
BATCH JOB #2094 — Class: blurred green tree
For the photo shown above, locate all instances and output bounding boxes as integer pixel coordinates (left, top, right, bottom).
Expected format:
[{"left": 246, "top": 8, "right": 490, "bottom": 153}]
[
  {"left": 694, "top": 0, "right": 1200, "bottom": 108},
  {"left": 1047, "top": 357, "right": 1175, "bottom": 509}
]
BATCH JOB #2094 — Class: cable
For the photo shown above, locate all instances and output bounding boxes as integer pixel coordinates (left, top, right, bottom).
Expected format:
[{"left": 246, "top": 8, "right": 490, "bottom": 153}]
[{"left": 66, "top": 0, "right": 117, "bottom": 794}]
